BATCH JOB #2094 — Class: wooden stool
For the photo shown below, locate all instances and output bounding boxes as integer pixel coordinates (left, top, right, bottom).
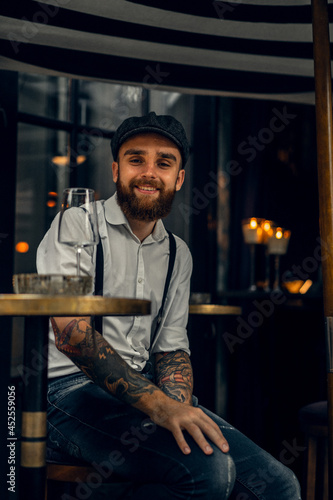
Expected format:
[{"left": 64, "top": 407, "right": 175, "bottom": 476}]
[
  {"left": 299, "top": 401, "right": 328, "bottom": 500},
  {"left": 46, "top": 448, "right": 133, "bottom": 499}
]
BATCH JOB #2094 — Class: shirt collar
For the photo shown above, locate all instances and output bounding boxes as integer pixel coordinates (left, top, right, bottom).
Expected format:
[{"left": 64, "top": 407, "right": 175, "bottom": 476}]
[
  {"left": 104, "top": 193, "right": 167, "bottom": 243},
  {"left": 104, "top": 193, "right": 128, "bottom": 226}
]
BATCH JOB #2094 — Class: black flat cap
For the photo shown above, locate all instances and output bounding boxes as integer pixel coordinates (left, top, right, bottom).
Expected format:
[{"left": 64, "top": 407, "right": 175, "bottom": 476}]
[{"left": 111, "top": 112, "right": 190, "bottom": 166}]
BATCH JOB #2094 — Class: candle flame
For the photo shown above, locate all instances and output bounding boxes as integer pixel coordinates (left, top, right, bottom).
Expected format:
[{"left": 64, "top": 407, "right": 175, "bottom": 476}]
[{"left": 250, "top": 218, "right": 257, "bottom": 229}]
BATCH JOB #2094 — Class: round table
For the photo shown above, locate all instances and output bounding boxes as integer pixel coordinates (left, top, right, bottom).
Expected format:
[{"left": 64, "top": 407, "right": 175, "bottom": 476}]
[
  {"left": 0, "top": 294, "right": 151, "bottom": 316},
  {"left": 0, "top": 294, "right": 150, "bottom": 500}
]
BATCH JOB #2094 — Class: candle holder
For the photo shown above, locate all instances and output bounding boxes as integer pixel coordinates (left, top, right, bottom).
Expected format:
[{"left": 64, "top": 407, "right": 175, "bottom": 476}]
[
  {"left": 242, "top": 218, "right": 266, "bottom": 291},
  {"left": 266, "top": 227, "right": 291, "bottom": 290}
]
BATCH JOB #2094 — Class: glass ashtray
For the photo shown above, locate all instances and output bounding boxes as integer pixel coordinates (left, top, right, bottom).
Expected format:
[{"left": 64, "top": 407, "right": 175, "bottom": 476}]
[{"left": 13, "top": 274, "right": 93, "bottom": 295}]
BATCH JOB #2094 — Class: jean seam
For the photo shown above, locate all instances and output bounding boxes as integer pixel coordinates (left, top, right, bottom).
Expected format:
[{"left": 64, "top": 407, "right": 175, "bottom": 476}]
[
  {"left": 47, "top": 419, "right": 81, "bottom": 458},
  {"left": 233, "top": 475, "right": 267, "bottom": 500}
]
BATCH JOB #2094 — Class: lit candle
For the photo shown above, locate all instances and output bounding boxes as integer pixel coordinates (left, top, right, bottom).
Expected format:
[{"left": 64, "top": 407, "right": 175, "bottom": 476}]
[
  {"left": 242, "top": 218, "right": 265, "bottom": 244},
  {"left": 261, "top": 220, "right": 275, "bottom": 244},
  {"left": 267, "top": 227, "right": 291, "bottom": 255}
]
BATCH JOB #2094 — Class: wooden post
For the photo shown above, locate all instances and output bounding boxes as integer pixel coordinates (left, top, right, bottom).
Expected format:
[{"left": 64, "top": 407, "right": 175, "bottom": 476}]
[
  {"left": 20, "top": 316, "right": 49, "bottom": 500},
  {"left": 311, "top": 0, "right": 333, "bottom": 496}
]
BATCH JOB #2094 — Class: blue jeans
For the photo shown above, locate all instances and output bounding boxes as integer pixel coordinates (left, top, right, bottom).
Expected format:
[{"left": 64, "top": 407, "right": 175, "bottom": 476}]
[{"left": 47, "top": 372, "right": 302, "bottom": 499}]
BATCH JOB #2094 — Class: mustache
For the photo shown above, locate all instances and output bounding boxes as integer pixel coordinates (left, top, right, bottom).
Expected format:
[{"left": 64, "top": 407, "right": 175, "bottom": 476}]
[{"left": 130, "top": 179, "right": 163, "bottom": 190}]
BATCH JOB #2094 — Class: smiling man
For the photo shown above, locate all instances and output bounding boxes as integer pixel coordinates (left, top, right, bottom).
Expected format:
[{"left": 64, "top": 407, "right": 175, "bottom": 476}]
[
  {"left": 37, "top": 112, "right": 301, "bottom": 499},
  {"left": 113, "top": 132, "right": 185, "bottom": 240}
]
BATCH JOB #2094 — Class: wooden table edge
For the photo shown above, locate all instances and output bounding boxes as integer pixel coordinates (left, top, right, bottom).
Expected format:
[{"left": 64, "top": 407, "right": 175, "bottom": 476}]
[
  {"left": 0, "top": 294, "right": 151, "bottom": 316},
  {"left": 189, "top": 304, "right": 241, "bottom": 315}
]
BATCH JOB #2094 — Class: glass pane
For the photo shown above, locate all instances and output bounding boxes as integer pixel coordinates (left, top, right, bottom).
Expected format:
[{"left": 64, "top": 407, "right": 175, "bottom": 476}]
[
  {"left": 78, "top": 81, "right": 143, "bottom": 130},
  {"left": 15, "top": 123, "right": 71, "bottom": 273},
  {"left": 18, "top": 73, "right": 69, "bottom": 121},
  {"left": 75, "top": 134, "right": 115, "bottom": 201}
]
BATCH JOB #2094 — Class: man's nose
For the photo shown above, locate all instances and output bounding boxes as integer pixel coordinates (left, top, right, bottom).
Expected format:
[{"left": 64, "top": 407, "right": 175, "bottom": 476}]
[{"left": 140, "top": 160, "right": 157, "bottom": 178}]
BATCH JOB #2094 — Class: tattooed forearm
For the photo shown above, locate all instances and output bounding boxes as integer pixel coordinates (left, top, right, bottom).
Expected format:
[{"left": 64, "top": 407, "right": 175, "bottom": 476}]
[
  {"left": 155, "top": 351, "right": 193, "bottom": 404},
  {"left": 50, "top": 317, "right": 159, "bottom": 405}
]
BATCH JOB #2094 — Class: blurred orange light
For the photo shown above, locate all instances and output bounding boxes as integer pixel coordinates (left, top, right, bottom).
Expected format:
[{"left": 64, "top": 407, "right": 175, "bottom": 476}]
[
  {"left": 16, "top": 242, "right": 29, "bottom": 253},
  {"left": 299, "top": 279, "right": 313, "bottom": 294},
  {"left": 250, "top": 218, "right": 258, "bottom": 229},
  {"left": 52, "top": 155, "right": 86, "bottom": 166},
  {"left": 47, "top": 200, "right": 57, "bottom": 208}
]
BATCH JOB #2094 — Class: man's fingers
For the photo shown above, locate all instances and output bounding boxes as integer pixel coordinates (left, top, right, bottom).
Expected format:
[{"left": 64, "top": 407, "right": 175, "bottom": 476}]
[
  {"left": 153, "top": 403, "right": 230, "bottom": 455},
  {"left": 184, "top": 423, "right": 215, "bottom": 454},
  {"left": 183, "top": 410, "right": 229, "bottom": 453},
  {"left": 198, "top": 415, "right": 229, "bottom": 453},
  {"left": 172, "top": 427, "right": 192, "bottom": 455},
  {"left": 172, "top": 415, "right": 229, "bottom": 455}
]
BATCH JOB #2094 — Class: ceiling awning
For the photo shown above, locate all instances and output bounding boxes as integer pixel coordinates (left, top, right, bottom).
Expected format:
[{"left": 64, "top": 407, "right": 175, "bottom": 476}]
[{"left": 1, "top": 0, "right": 332, "bottom": 104}]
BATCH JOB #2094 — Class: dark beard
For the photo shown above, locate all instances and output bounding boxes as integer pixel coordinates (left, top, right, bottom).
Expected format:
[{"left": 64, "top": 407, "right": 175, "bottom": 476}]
[{"left": 116, "top": 178, "right": 176, "bottom": 222}]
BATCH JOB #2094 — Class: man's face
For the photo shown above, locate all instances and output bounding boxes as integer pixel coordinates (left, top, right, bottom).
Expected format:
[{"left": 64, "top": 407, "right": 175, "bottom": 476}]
[{"left": 112, "top": 133, "right": 185, "bottom": 222}]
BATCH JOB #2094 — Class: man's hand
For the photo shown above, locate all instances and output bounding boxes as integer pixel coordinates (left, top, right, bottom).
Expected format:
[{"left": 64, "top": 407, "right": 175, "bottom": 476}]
[
  {"left": 136, "top": 391, "right": 229, "bottom": 455},
  {"left": 152, "top": 350, "right": 229, "bottom": 454}
]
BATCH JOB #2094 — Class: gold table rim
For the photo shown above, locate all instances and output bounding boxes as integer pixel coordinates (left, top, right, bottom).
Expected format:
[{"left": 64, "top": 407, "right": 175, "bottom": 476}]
[
  {"left": 0, "top": 294, "right": 151, "bottom": 316},
  {"left": 189, "top": 304, "right": 241, "bottom": 315}
]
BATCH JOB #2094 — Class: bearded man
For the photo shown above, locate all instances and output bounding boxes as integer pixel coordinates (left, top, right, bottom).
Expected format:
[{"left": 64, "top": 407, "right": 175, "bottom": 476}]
[{"left": 37, "top": 112, "right": 301, "bottom": 499}]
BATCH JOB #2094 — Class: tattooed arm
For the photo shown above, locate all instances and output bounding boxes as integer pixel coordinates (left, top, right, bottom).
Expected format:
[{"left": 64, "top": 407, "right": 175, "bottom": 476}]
[
  {"left": 155, "top": 351, "right": 193, "bottom": 405},
  {"left": 50, "top": 316, "right": 159, "bottom": 406},
  {"left": 50, "top": 316, "right": 229, "bottom": 456}
]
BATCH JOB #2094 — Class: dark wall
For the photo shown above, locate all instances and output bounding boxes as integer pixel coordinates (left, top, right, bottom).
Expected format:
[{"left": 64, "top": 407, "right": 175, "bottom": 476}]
[
  {"left": 189, "top": 96, "right": 219, "bottom": 296},
  {"left": 0, "top": 70, "right": 18, "bottom": 499}
]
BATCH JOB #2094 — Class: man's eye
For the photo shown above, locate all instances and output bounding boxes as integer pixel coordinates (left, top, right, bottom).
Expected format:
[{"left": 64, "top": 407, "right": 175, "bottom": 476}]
[
  {"left": 158, "top": 162, "right": 170, "bottom": 168},
  {"left": 130, "top": 158, "right": 142, "bottom": 164}
]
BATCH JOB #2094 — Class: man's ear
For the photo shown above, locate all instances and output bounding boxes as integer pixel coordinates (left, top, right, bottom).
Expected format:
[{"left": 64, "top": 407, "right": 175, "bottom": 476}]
[
  {"left": 175, "top": 169, "right": 185, "bottom": 192},
  {"left": 112, "top": 161, "right": 119, "bottom": 183}
]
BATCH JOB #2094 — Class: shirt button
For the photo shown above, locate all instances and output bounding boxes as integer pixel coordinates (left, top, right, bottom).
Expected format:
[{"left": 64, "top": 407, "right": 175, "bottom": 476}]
[{"left": 138, "top": 277, "right": 143, "bottom": 283}]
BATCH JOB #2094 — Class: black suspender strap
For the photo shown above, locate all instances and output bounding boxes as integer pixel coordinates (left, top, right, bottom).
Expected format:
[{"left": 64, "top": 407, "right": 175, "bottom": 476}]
[
  {"left": 93, "top": 237, "right": 104, "bottom": 334},
  {"left": 93, "top": 230, "right": 177, "bottom": 347},
  {"left": 150, "top": 230, "right": 176, "bottom": 350}
]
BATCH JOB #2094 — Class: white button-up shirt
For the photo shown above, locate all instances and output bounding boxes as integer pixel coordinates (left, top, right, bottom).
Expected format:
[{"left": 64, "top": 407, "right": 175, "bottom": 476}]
[{"left": 37, "top": 194, "right": 192, "bottom": 377}]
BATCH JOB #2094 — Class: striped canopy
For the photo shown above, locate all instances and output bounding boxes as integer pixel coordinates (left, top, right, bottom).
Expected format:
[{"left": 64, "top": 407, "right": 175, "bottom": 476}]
[{"left": 1, "top": 0, "right": 332, "bottom": 104}]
